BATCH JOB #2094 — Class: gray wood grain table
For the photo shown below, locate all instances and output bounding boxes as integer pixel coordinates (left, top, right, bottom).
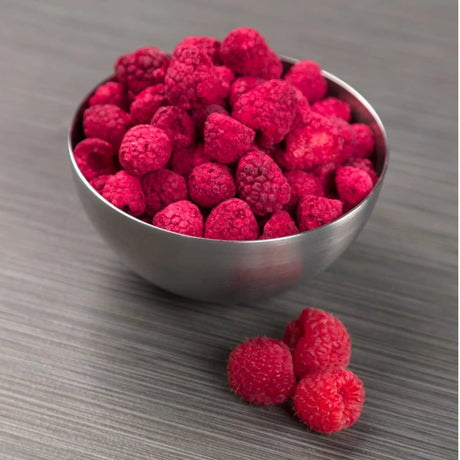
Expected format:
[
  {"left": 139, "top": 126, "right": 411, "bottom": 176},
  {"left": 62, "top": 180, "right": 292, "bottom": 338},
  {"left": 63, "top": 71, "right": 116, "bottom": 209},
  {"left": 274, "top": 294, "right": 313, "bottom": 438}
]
[{"left": 0, "top": 1, "right": 457, "bottom": 458}]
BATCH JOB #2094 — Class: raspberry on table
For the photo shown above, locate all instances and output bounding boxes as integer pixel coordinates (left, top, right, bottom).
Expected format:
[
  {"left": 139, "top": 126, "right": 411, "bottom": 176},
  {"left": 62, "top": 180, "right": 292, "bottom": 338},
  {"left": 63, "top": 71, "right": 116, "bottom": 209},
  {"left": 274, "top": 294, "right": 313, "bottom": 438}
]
[
  {"left": 176, "top": 36, "right": 222, "bottom": 64},
  {"left": 73, "top": 138, "right": 116, "bottom": 181},
  {"left": 119, "top": 125, "right": 171, "bottom": 176},
  {"left": 228, "top": 76, "right": 266, "bottom": 107},
  {"left": 260, "top": 211, "right": 299, "bottom": 239},
  {"left": 284, "top": 170, "right": 324, "bottom": 210},
  {"left": 351, "top": 123, "right": 375, "bottom": 158},
  {"left": 312, "top": 97, "right": 351, "bottom": 122},
  {"left": 204, "top": 198, "right": 259, "bottom": 240},
  {"left": 188, "top": 162, "right": 236, "bottom": 208},
  {"left": 152, "top": 200, "right": 203, "bottom": 237},
  {"left": 170, "top": 144, "right": 211, "bottom": 178},
  {"left": 344, "top": 157, "right": 378, "bottom": 184},
  {"left": 129, "top": 84, "right": 167, "bottom": 125},
  {"left": 293, "top": 367, "right": 365, "bottom": 433},
  {"left": 297, "top": 195, "right": 343, "bottom": 231},
  {"left": 284, "top": 60, "right": 328, "bottom": 103},
  {"left": 89, "top": 174, "right": 112, "bottom": 194},
  {"left": 88, "top": 81, "right": 125, "bottom": 109},
  {"left": 227, "top": 337, "right": 296, "bottom": 405},
  {"left": 336, "top": 166, "right": 373, "bottom": 211}
]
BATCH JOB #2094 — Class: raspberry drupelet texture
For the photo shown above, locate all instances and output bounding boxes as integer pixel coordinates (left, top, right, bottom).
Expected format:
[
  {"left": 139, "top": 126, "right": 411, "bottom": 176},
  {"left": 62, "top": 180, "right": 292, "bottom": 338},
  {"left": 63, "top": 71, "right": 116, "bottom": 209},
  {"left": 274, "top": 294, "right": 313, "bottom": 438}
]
[
  {"left": 351, "top": 123, "right": 375, "bottom": 158},
  {"left": 83, "top": 104, "right": 131, "bottom": 151},
  {"left": 229, "top": 76, "right": 266, "bottom": 107},
  {"left": 260, "top": 211, "right": 299, "bottom": 239},
  {"left": 141, "top": 168, "right": 188, "bottom": 216},
  {"left": 89, "top": 174, "right": 112, "bottom": 193},
  {"left": 258, "top": 48, "right": 283, "bottom": 80},
  {"left": 297, "top": 195, "right": 343, "bottom": 231},
  {"left": 312, "top": 97, "right": 351, "bottom": 122},
  {"left": 73, "top": 138, "right": 116, "bottom": 181},
  {"left": 119, "top": 125, "right": 171, "bottom": 176},
  {"left": 283, "top": 319, "right": 304, "bottom": 352},
  {"left": 190, "top": 103, "right": 229, "bottom": 131},
  {"left": 293, "top": 367, "right": 365, "bottom": 433},
  {"left": 336, "top": 166, "right": 373, "bottom": 211},
  {"left": 204, "top": 198, "right": 258, "bottom": 240},
  {"left": 89, "top": 81, "right": 125, "bottom": 108},
  {"left": 236, "top": 151, "right": 291, "bottom": 216},
  {"left": 333, "top": 117, "right": 357, "bottom": 163},
  {"left": 102, "top": 170, "right": 146, "bottom": 216},
  {"left": 215, "top": 65, "right": 235, "bottom": 100},
  {"left": 227, "top": 337, "right": 296, "bottom": 405},
  {"left": 151, "top": 106, "right": 195, "bottom": 149},
  {"left": 284, "top": 170, "right": 324, "bottom": 210},
  {"left": 232, "top": 80, "right": 298, "bottom": 145},
  {"left": 152, "top": 200, "right": 203, "bottom": 237},
  {"left": 188, "top": 162, "right": 236, "bottom": 208},
  {"left": 284, "top": 60, "right": 328, "bottom": 104},
  {"left": 129, "top": 84, "right": 167, "bottom": 125},
  {"left": 176, "top": 36, "right": 221, "bottom": 64},
  {"left": 344, "top": 158, "right": 378, "bottom": 185},
  {"left": 170, "top": 144, "right": 211, "bottom": 178},
  {"left": 204, "top": 113, "right": 255, "bottom": 164}
]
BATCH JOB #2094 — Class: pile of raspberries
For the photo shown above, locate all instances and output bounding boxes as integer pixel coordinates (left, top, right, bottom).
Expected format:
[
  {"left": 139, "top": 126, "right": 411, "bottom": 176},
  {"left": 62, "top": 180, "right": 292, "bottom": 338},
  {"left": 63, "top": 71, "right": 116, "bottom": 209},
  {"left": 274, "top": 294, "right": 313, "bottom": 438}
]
[
  {"left": 75, "top": 27, "right": 378, "bottom": 240},
  {"left": 227, "top": 307, "right": 365, "bottom": 433}
]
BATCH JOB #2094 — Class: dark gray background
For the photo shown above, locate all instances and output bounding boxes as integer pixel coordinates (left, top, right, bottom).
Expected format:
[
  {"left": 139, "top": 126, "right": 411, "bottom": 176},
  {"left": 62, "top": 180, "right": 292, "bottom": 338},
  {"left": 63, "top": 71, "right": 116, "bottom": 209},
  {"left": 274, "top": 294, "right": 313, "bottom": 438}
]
[{"left": 0, "top": 1, "right": 457, "bottom": 459}]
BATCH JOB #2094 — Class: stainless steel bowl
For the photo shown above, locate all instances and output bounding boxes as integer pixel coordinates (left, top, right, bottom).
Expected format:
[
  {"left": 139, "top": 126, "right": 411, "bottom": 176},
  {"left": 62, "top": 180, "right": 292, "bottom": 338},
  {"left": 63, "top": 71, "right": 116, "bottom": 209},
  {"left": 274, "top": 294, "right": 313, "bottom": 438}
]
[{"left": 68, "top": 58, "right": 388, "bottom": 302}]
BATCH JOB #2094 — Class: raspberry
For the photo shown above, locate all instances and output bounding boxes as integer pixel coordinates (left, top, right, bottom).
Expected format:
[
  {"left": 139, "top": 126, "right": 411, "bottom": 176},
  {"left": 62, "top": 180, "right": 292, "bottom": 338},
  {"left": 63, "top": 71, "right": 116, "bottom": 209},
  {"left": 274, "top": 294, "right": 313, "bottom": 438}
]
[
  {"left": 190, "top": 103, "right": 229, "bottom": 131},
  {"left": 102, "top": 170, "right": 146, "bottom": 216},
  {"left": 170, "top": 144, "right": 211, "bottom": 178},
  {"left": 176, "top": 36, "right": 221, "bottom": 64},
  {"left": 188, "top": 162, "right": 236, "bottom": 208},
  {"left": 151, "top": 106, "right": 195, "bottom": 149},
  {"left": 73, "top": 138, "right": 116, "bottom": 181},
  {"left": 312, "top": 97, "right": 351, "bottom": 122},
  {"left": 335, "top": 166, "right": 373, "bottom": 211},
  {"left": 333, "top": 117, "right": 357, "bottom": 163},
  {"left": 284, "top": 60, "right": 327, "bottom": 103},
  {"left": 215, "top": 65, "right": 235, "bottom": 100},
  {"left": 204, "top": 198, "right": 258, "bottom": 240},
  {"left": 83, "top": 104, "right": 131, "bottom": 151},
  {"left": 229, "top": 76, "right": 266, "bottom": 107},
  {"left": 291, "top": 86, "right": 312, "bottom": 129},
  {"left": 291, "top": 307, "right": 351, "bottom": 378},
  {"left": 297, "top": 195, "right": 343, "bottom": 231},
  {"left": 351, "top": 124, "right": 375, "bottom": 158},
  {"left": 232, "top": 80, "right": 298, "bottom": 145},
  {"left": 258, "top": 48, "right": 283, "bottom": 80},
  {"left": 227, "top": 337, "right": 296, "bottom": 405},
  {"left": 129, "top": 84, "right": 167, "bottom": 125},
  {"left": 283, "top": 319, "right": 304, "bottom": 352},
  {"left": 152, "top": 200, "right": 203, "bottom": 237},
  {"left": 312, "top": 162, "right": 337, "bottom": 196},
  {"left": 284, "top": 170, "right": 324, "bottom": 209},
  {"left": 119, "top": 125, "right": 171, "bottom": 176},
  {"left": 236, "top": 151, "right": 291, "bottom": 216},
  {"left": 293, "top": 368, "right": 365, "bottom": 433},
  {"left": 204, "top": 113, "right": 255, "bottom": 164},
  {"left": 89, "top": 81, "right": 125, "bottom": 108},
  {"left": 260, "top": 211, "right": 298, "bottom": 239},
  {"left": 141, "top": 168, "right": 188, "bottom": 216},
  {"left": 89, "top": 174, "right": 112, "bottom": 194},
  {"left": 344, "top": 158, "right": 378, "bottom": 184}
]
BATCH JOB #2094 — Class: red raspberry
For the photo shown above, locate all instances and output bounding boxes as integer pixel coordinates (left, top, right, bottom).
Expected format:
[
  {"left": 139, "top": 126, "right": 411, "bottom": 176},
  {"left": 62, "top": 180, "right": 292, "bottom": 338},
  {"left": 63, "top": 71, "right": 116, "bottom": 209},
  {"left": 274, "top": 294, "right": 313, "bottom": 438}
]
[
  {"left": 88, "top": 81, "right": 125, "bottom": 108},
  {"left": 151, "top": 106, "right": 195, "bottom": 149},
  {"left": 312, "top": 162, "right": 337, "bottom": 196},
  {"left": 176, "top": 36, "right": 221, "bottom": 64},
  {"left": 291, "top": 86, "right": 312, "bottom": 129},
  {"left": 336, "top": 166, "right": 373, "bottom": 211},
  {"left": 351, "top": 124, "right": 375, "bottom": 158},
  {"left": 284, "top": 170, "right": 324, "bottom": 209},
  {"left": 284, "top": 60, "right": 327, "bottom": 103},
  {"left": 141, "top": 168, "right": 188, "bottom": 216},
  {"left": 297, "top": 195, "right": 343, "bottom": 231},
  {"left": 83, "top": 104, "right": 131, "bottom": 151},
  {"left": 333, "top": 117, "right": 357, "bottom": 163},
  {"left": 188, "top": 162, "right": 236, "bottom": 208},
  {"left": 215, "top": 65, "right": 235, "bottom": 100},
  {"left": 344, "top": 158, "right": 378, "bottom": 184},
  {"left": 312, "top": 97, "right": 351, "bottom": 122},
  {"left": 129, "top": 84, "right": 167, "bottom": 125},
  {"left": 258, "top": 48, "right": 283, "bottom": 80},
  {"left": 227, "top": 337, "right": 296, "bottom": 405},
  {"left": 260, "top": 211, "right": 298, "bottom": 239},
  {"left": 170, "top": 144, "right": 211, "bottom": 178},
  {"left": 229, "top": 76, "right": 266, "bottom": 107},
  {"left": 73, "top": 138, "right": 116, "bottom": 181},
  {"left": 115, "top": 47, "right": 170, "bottom": 99},
  {"left": 152, "top": 200, "right": 203, "bottom": 237},
  {"left": 236, "top": 151, "right": 291, "bottom": 216},
  {"left": 119, "top": 125, "right": 171, "bottom": 176},
  {"left": 291, "top": 307, "right": 351, "bottom": 378},
  {"left": 204, "top": 198, "right": 258, "bottom": 240},
  {"left": 232, "top": 80, "right": 298, "bottom": 145},
  {"left": 102, "top": 170, "right": 146, "bottom": 216},
  {"left": 190, "top": 103, "right": 229, "bottom": 131},
  {"left": 283, "top": 319, "right": 304, "bottom": 352},
  {"left": 89, "top": 174, "right": 112, "bottom": 194},
  {"left": 204, "top": 113, "right": 255, "bottom": 164}
]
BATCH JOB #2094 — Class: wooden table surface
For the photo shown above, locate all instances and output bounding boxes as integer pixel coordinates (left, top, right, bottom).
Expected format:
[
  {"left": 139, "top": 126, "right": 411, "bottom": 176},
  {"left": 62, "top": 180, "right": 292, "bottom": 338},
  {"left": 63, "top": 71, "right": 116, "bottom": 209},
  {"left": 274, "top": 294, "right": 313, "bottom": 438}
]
[{"left": 0, "top": 1, "right": 457, "bottom": 459}]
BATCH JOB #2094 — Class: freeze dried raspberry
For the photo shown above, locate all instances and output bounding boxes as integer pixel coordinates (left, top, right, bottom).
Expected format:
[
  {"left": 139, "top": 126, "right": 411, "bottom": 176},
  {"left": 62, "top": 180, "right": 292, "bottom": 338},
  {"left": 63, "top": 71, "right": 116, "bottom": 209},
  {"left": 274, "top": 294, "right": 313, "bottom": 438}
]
[
  {"left": 236, "top": 151, "right": 291, "bottom": 216},
  {"left": 333, "top": 117, "right": 357, "bottom": 163},
  {"left": 284, "top": 60, "right": 327, "bottom": 104},
  {"left": 83, "top": 104, "right": 131, "bottom": 151},
  {"left": 153, "top": 200, "right": 203, "bottom": 237},
  {"left": 170, "top": 144, "right": 211, "bottom": 178},
  {"left": 188, "top": 162, "right": 236, "bottom": 208},
  {"left": 297, "top": 195, "right": 343, "bottom": 231},
  {"left": 204, "top": 198, "right": 258, "bottom": 240},
  {"left": 351, "top": 124, "right": 375, "bottom": 158},
  {"left": 151, "top": 106, "right": 195, "bottom": 149},
  {"left": 283, "top": 319, "right": 304, "bottom": 352},
  {"left": 312, "top": 162, "right": 337, "bottom": 196},
  {"left": 190, "top": 103, "right": 229, "bottom": 131},
  {"left": 227, "top": 337, "right": 296, "bottom": 405},
  {"left": 284, "top": 170, "right": 324, "bottom": 209},
  {"left": 73, "top": 138, "right": 116, "bottom": 181},
  {"left": 89, "top": 174, "right": 112, "bottom": 194},
  {"left": 141, "top": 168, "right": 188, "bottom": 216},
  {"left": 344, "top": 158, "right": 378, "bottom": 184},
  {"left": 260, "top": 211, "right": 298, "bottom": 239},
  {"left": 291, "top": 307, "right": 351, "bottom": 378},
  {"left": 292, "top": 86, "right": 312, "bottom": 129},
  {"left": 102, "top": 170, "right": 145, "bottom": 216},
  {"left": 115, "top": 47, "right": 170, "bottom": 98},
  {"left": 312, "top": 97, "right": 351, "bottom": 122},
  {"left": 89, "top": 81, "right": 125, "bottom": 108},
  {"left": 176, "top": 36, "right": 221, "bottom": 64},
  {"left": 204, "top": 113, "right": 255, "bottom": 164},
  {"left": 119, "top": 125, "right": 171, "bottom": 176},
  {"left": 336, "top": 166, "right": 373, "bottom": 211},
  {"left": 215, "top": 65, "right": 235, "bottom": 100},
  {"left": 258, "top": 48, "right": 283, "bottom": 80},
  {"left": 164, "top": 44, "right": 221, "bottom": 109},
  {"left": 293, "top": 368, "right": 365, "bottom": 433},
  {"left": 232, "top": 80, "right": 298, "bottom": 145},
  {"left": 129, "top": 84, "right": 167, "bottom": 125},
  {"left": 229, "top": 76, "right": 266, "bottom": 107}
]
